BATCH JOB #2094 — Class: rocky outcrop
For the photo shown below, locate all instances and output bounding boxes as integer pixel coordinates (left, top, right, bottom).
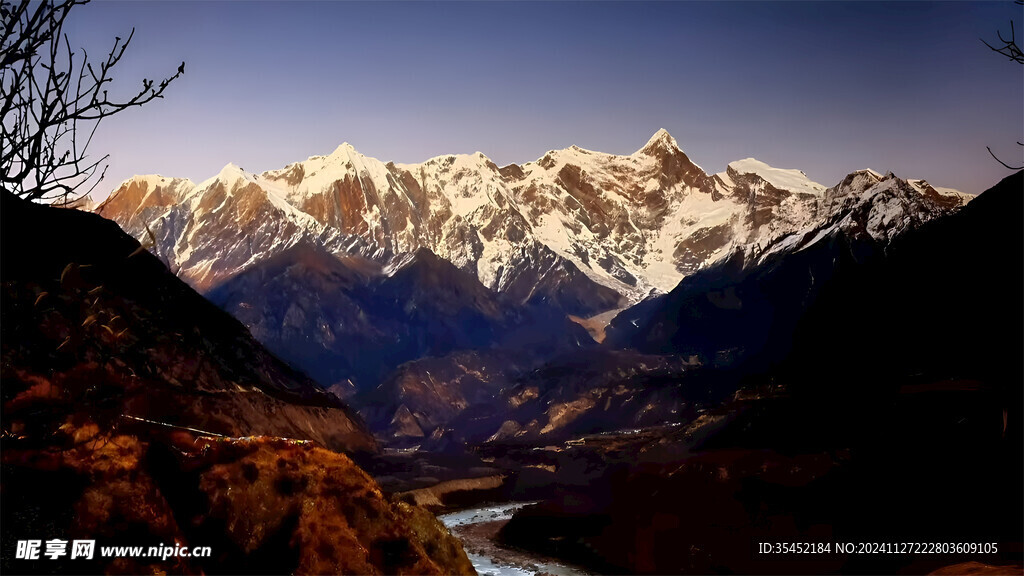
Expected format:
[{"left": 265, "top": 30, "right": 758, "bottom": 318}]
[{"left": 1, "top": 425, "right": 474, "bottom": 575}]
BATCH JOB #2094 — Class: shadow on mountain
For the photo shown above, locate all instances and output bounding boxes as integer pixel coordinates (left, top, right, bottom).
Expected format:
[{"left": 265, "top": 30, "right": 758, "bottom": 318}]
[
  {"left": 206, "top": 241, "right": 594, "bottom": 437},
  {"left": 496, "top": 171, "right": 1023, "bottom": 574}
]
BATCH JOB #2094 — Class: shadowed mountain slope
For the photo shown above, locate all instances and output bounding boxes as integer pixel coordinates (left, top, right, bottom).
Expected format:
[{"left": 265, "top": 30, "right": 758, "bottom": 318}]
[
  {"left": 1, "top": 194, "right": 373, "bottom": 452},
  {"left": 206, "top": 242, "right": 593, "bottom": 395},
  {"left": 1, "top": 194, "right": 476, "bottom": 574}
]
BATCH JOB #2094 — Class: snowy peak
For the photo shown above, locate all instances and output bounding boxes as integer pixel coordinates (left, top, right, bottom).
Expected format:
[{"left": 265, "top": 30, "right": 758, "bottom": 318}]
[
  {"left": 638, "top": 127, "right": 679, "bottom": 151},
  {"left": 824, "top": 169, "right": 971, "bottom": 210},
  {"left": 331, "top": 142, "right": 357, "bottom": 157},
  {"left": 638, "top": 128, "right": 681, "bottom": 156},
  {"left": 323, "top": 142, "right": 380, "bottom": 174},
  {"left": 96, "top": 136, "right": 970, "bottom": 315},
  {"left": 211, "top": 162, "right": 253, "bottom": 185},
  {"left": 724, "top": 158, "right": 826, "bottom": 196},
  {"left": 320, "top": 142, "right": 376, "bottom": 173},
  {"left": 907, "top": 178, "right": 972, "bottom": 208},
  {"left": 825, "top": 168, "right": 885, "bottom": 201},
  {"left": 104, "top": 174, "right": 195, "bottom": 202},
  {"left": 57, "top": 194, "right": 97, "bottom": 212},
  {"left": 96, "top": 174, "right": 195, "bottom": 227},
  {"left": 753, "top": 169, "right": 973, "bottom": 268},
  {"left": 220, "top": 162, "right": 245, "bottom": 175}
]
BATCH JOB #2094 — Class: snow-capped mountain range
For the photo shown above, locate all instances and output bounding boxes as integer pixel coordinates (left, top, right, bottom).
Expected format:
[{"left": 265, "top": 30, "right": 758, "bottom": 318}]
[{"left": 95, "top": 129, "right": 970, "bottom": 315}]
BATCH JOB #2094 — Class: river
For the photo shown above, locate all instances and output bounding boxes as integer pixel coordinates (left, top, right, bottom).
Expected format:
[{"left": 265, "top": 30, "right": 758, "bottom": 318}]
[{"left": 438, "top": 502, "right": 589, "bottom": 576}]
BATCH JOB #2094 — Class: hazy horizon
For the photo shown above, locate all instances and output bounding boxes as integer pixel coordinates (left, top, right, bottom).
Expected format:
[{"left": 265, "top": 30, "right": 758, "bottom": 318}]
[{"left": 69, "top": 1, "right": 1023, "bottom": 199}]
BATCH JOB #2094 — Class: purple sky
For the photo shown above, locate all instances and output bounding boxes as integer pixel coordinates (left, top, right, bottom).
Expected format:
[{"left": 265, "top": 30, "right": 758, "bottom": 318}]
[{"left": 69, "top": 1, "right": 1023, "bottom": 199}]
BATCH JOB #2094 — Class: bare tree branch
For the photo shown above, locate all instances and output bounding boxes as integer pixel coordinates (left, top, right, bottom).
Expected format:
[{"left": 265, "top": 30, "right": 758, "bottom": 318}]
[
  {"left": 1, "top": 0, "right": 184, "bottom": 203},
  {"left": 981, "top": 4, "right": 1023, "bottom": 171},
  {"left": 982, "top": 18, "right": 1024, "bottom": 64},
  {"left": 987, "top": 145, "right": 1024, "bottom": 170}
]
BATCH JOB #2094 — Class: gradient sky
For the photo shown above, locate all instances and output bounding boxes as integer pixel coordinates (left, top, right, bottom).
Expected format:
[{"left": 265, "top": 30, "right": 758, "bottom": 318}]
[{"left": 67, "top": 1, "right": 1023, "bottom": 199}]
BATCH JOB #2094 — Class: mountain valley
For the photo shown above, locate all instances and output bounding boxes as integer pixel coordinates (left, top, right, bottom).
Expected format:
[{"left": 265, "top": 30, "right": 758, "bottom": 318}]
[{"left": 9, "top": 132, "right": 1019, "bottom": 575}]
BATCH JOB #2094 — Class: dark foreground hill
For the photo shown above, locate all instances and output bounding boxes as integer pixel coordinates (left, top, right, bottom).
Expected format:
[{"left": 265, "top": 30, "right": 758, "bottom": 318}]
[
  {"left": 0, "top": 194, "right": 473, "bottom": 575},
  {"left": 1, "top": 193, "right": 374, "bottom": 452}
]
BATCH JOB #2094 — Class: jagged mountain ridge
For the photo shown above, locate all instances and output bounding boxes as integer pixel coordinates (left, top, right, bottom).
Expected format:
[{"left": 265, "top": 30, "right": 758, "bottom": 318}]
[
  {"left": 607, "top": 168, "right": 991, "bottom": 366},
  {"left": 95, "top": 130, "right": 971, "bottom": 316}
]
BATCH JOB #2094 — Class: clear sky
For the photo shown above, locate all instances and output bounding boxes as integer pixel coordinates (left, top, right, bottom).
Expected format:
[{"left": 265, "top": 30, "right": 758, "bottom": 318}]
[{"left": 68, "top": 1, "right": 1023, "bottom": 199}]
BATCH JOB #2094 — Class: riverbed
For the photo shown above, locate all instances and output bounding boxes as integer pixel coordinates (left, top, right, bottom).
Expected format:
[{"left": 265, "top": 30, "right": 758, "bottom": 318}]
[{"left": 438, "top": 502, "right": 589, "bottom": 576}]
